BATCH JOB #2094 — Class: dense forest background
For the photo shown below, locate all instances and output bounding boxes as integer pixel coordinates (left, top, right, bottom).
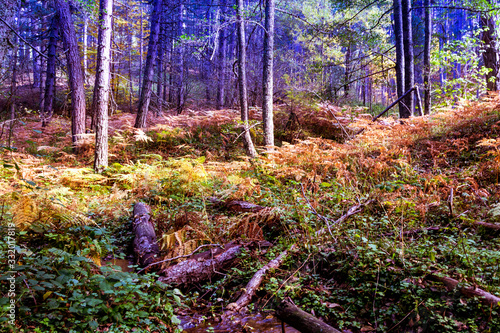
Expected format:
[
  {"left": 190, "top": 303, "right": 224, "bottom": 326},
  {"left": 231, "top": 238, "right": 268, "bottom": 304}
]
[{"left": 1, "top": 0, "right": 500, "bottom": 332}]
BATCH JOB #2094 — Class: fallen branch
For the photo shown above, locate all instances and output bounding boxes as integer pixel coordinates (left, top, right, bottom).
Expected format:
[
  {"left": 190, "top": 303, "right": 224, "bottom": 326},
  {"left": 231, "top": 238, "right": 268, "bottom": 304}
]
[
  {"left": 227, "top": 246, "right": 292, "bottom": 312},
  {"left": 276, "top": 299, "right": 342, "bottom": 333},
  {"left": 159, "top": 243, "right": 242, "bottom": 286},
  {"left": 427, "top": 274, "right": 500, "bottom": 307},
  {"left": 132, "top": 202, "right": 160, "bottom": 267},
  {"left": 315, "top": 200, "right": 373, "bottom": 236},
  {"left": 474, "top": 221, "right": 500, "bottom": 230},
  {"left": 382, "top": 226, "right": 442, "bottom": 238},
  {"left": 372, "top": 86, "right": 415, "bottom": 122},
  {"left": 209, "top": 197, "right": 265, "bottom": 213}
]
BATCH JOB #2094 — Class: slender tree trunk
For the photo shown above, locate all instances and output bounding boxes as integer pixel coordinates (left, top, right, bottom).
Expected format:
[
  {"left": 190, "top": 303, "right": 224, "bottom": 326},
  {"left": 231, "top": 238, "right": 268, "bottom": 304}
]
[
  {"left": 138, "top": 4, "right": 144, "bottom": 98},
  {"left": 157, "top": 18, "right": 165, "bottom": 116},
  {"left": 236, "top": 0, "right": 257, "bottom": 158},
  {"left": 83, "top": 16, "right": 88, "bottom": 82},
  {"left": 55, "top": 0, "right": 86, "bottom": 146},
  {"left": 176, "top": 2, "right": 186, "bottom": 114},
  {"left": 344, "top": 43, "right": 351, "bottom": 97},
  {"left": 216, "top": 0, "right": 227, "bottom": 110},
  {"left": 481, "top": 12, "right": 498, "bottom": 91},
  {"left": 262, "top": 0, "right": 275, "bottom": 147},
  {"left": 127, "top": 4, "right": 134, "bottom": 113},
  {"left": 31, "top": 18, "right": 41, "bottom": 89},
  {"left": 42, "top": 16, "right": 58, "bottom": 127},
  {"left": 393, "top": 0, "right": 406, "bottom": 117},
  {"left": 401, "top": 0, "right": 414, "bottom": 117},
  {"left": 93, "top": 0, "right": 113, "bottom": 172},
  {"left": 423, "top": 0, "right": 432, "bottom": 114},
  {"left": 134, "top": 0, "right": 163, "bottom": 128}
]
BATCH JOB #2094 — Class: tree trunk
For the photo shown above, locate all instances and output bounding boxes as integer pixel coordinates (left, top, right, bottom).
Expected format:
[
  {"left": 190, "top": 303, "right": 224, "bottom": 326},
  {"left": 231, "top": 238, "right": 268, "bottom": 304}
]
[
  {"left": 55, "top": 0, "right": 86, "bottom": 148},
  {"left": 401, "top": 0, "right": 414, "bottom": 117},
  {"left": 83, "top": 16, "right": 88, "bottom": 82},
  {"left": 481, "top": 13, "right": 498, "bottom": 91},
  {"left": 93, "top": 0, "right": 113, "bottom": 172},
  {"left": 42, "top": 15, "right": 58, "bottom": 127},
  {"left": 423, "top": 0, "right": 432, "bottom": 115},
  {"left": 216, "top": 0, "right": 227, "bottom": 110},
  {"left": 134, "top": 0, "right": 163, "bottom": 128},
  {"left": 236, "top": 0, "right": 257, "bottom": 158},
  {"left": 393, "top": 0, "right": 406, "bottom": 117},
  {"left": 262, "top": 0, "right": 275, "bottom": 147},
  {"left": 176, "top": 2, "right": 186, "bottom": 114},
  {"left": 344, "top": 43, "right": 351, "bottom": 97}
]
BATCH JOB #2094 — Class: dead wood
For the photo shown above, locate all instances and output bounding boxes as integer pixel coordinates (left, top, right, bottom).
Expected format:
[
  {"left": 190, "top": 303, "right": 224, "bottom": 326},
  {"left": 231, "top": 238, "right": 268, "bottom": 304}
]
[
  {"left": 227, "top": 246, "right": 290, "bottom": 312},
  {"left": 158, "top": 243, "right": 242, "bottom": 286},
  {"left": 427, "top": 274, "right": 500, "bottom": 307},
  {"left": 133, "top": 202, "right": 160, "bottom": 267},
  {"left": 382, "top": 226, "right": 442, "bottom": 237},
  {"left": 315, "top": 200, "right": 373, "bottom": 236},
  {"left": 276, "top": 300, "right": 342, "bottom": 333},
  {"left": 474, "top": 221, "right": 500, "bottom": 230},
  {"left": 209, "top": 197, "right": 265, "bottom": 213}
]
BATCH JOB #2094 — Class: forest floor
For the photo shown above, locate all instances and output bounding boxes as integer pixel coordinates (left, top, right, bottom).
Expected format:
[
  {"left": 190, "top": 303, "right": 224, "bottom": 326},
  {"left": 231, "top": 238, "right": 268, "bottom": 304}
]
[{"left": 1, "top": 94, "right": 500, "bottom": 332}]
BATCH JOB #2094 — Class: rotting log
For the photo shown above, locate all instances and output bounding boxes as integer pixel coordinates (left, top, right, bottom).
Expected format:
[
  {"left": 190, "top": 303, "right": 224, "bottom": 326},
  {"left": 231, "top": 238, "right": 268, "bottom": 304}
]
[
  {"left": 276, "top": 300, "right": 342, "bottom": 333},
  {"left": 474, "top": 221, "right": 500, "bottom": 230},
  {"left": 159, "top": 243, "right": 242, "bottom": 286},
  {"left": 227, "top": 246, "right": 291, "bottom": 312},
  {"left": 428, "top": 274, "right": 500, "bottom": 307},
  {"left": 133, "top": 202, "right": 160, "bottom": 267}
]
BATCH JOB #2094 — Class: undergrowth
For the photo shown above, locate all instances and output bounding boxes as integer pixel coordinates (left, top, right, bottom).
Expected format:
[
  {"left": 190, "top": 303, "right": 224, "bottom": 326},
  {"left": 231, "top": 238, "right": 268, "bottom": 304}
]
[{"left": 1, "top": 96, "right": 500, "bottom": 332}]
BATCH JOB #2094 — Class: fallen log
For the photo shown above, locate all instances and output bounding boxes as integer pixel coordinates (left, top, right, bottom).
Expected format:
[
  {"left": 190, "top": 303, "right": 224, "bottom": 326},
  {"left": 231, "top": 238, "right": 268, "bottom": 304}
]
[
  {"left": 133, "top": 202, "right": 160, "bottom": 267},
  {"left": 158, "top": 243, "right": 242, "bottom": 286},
  {"left": 428, "top": 274, "right": 500, "bottom": 307},
  {"left": 474, "top": 221, "right": 500, "bottom": 230},
  {"left": 227, "top": 246, "right": 291, "bottom": 312},
  {"left": 276, "top": 300, "right": 341, "bottom": 333}
]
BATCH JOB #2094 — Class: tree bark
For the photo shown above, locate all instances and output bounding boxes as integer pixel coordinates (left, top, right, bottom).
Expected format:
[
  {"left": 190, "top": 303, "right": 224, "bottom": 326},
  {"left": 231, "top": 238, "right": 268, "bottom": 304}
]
[
  {"left": 55, "top": 0, "right": 86, "bottom": 148},
  {"left": 401, "top": 0, "right": 414, "bottom": 117},
  {"left": 175, "top": 2, "right": 186, "bottom": 114},
  {"left": 134, "top": 0, "right": 163, "bottom": 128},
  {"left": 481, "top": 12, "right": 498, "bottom": 91},
  {"left": 393, "top": 0, "right": 406, "bottom": 117},
  {"left": 216, "top": 0, "right": 227, "bottom": 110},
  {"left": 262, "top": 0, "right": 275, "bottom": 147},
  {"left": 92, "top": 0, "right": 113, "bottom": 172},
  {"left": 42, "top": 15, "right": 58, "bottom": 127},
  {"left": 276, "top": 300, "right": 342, "bottom": 333},
  {"left": 159, "top": 243, "right": 242, "bottom": 286},
  {"left": 423, "top": 0, "right": 432, "bottom": 115},
  {"left": 344, "top": 43, "right": 351, "bottom": 97},
  {"left": 133, "top": 202, "right": 160, "bottom": 267},
  {"left": 236, "top": 0, "right": 257, "bottom": 158}
]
